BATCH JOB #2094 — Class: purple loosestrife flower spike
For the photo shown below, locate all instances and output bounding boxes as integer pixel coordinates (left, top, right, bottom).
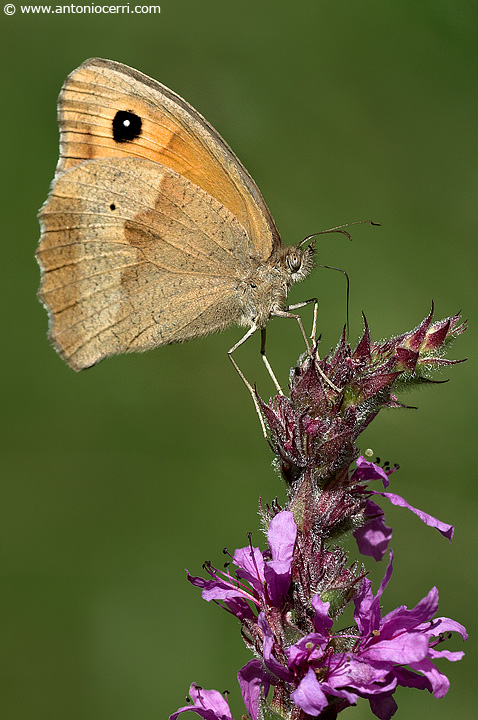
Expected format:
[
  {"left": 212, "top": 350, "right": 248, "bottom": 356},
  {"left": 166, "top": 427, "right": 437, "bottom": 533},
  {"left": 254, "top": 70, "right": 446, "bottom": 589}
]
[{"left": 171, "top": 309, "right": 467, "bottom": 720}]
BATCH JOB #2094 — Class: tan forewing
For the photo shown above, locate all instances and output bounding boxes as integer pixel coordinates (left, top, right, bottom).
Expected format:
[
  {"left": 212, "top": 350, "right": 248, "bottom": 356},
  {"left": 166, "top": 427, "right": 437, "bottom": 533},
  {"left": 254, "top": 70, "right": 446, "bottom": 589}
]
[
  {"left": 37, "top": 157, "right": 253, "bottom": 371},
  {"left": 56, "top": 58, "right": 280, "bottom": 260}
]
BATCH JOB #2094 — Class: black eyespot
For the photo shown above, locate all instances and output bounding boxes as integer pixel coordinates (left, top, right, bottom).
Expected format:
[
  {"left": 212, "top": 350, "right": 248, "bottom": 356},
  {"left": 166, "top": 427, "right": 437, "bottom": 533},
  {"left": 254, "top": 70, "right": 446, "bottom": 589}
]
[
  {"left": 110, "top": 203, "right": 116, "bottom": 211},
  {"left": 112, "top": 110, "right": 142, "bottom": 143}
]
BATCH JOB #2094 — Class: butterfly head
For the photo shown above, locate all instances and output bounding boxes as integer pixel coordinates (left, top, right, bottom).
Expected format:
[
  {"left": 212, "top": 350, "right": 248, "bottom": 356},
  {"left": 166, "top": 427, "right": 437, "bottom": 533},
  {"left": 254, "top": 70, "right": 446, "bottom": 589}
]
[{"left": 282, "top": 243, "right": 315, "bottom": 284}]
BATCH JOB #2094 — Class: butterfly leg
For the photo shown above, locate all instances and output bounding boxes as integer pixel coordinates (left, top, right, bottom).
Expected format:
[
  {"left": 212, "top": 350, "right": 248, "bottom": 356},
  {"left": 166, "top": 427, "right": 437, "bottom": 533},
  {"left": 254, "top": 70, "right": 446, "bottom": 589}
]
[
  {"left": 272, "top": 297, "right": 318, "bottom": 355},
  {"left": 285, "top": 298, "right": 319, "bottom": 344},
  {"left": 260, "top": 327, "right": 283, "bottom": 395},
  {"left": 275, "top": 300, "right": 340, "bottom": 393},
  {"left": 228, "top": 325, "right": 268, "bottom": 437}
]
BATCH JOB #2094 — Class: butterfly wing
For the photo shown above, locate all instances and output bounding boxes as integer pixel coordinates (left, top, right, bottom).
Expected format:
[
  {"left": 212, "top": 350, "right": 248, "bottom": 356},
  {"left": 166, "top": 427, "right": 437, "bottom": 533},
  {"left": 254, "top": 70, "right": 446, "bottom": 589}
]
[
  {"left": 37, "top": 157, "right": 253, "bottom": 371},
  {"left": 56, "top": 57, "right": 280, "bottom": 260}
]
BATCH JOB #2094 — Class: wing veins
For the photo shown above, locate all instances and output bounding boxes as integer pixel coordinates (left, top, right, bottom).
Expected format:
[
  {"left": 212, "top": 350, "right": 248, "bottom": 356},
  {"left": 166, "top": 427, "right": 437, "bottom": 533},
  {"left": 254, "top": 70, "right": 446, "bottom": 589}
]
[
  {"left": 63, "top": 283, "right": 234, "bottom": 353},
  {"left": 48, "top": 167, "right": 246, "bottom": 262}
]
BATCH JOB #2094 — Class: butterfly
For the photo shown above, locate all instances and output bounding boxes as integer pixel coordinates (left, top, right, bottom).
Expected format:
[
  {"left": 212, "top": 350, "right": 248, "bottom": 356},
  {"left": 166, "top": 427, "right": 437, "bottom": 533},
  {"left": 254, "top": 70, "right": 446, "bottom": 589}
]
[{"left": 36, "top": 59, "right": 326, "bottom": 433}]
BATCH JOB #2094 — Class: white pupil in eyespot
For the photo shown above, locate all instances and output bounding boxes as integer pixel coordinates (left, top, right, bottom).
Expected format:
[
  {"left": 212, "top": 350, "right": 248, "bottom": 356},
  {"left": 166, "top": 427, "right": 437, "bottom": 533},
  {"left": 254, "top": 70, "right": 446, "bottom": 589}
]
[{"left": 123, "top": 119, "right": 131, "bottom": 127}]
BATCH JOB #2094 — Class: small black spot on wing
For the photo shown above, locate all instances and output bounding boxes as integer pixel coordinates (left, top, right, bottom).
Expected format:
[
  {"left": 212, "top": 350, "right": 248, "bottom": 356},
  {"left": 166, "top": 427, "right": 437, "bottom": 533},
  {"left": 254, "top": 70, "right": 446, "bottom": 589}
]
[
  {"left": 112, "top": 110, "right": 142, "bottom": 143},
  {"left": 110, "top": 203, "right": 116, "bottom": 211}
]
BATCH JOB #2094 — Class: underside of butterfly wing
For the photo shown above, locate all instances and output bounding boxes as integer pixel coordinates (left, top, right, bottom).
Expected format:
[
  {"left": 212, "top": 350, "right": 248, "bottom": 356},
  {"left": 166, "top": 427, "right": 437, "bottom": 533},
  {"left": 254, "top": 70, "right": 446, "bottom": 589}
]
[
  {"left": 56, "top": 58, "right": 281, "bottom": 261},
  {"left": 37, "top": 157, "right": 254, "bottom": 370}
]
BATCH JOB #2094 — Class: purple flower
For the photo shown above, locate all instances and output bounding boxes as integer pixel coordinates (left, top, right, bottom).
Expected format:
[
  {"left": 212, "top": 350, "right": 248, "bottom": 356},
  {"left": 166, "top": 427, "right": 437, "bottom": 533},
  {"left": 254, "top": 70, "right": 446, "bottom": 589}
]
[
  {"left": 348, "top": 552, "right": 467, "bottom": 715},
  {"left": 169, "top": 663, "right": 272, "bottom": 720},
  {"left": 169, "top": 684, "right": 235, "bottom": 720},
  {"left": 353, "top": 498, "right": 393, "bottom": 561},
  {"left": 187, "top": 510, "right": 296, "bottom": 618},
  {"left": 186, "top": 507, "right": 466, "bottom": 719},
  {"left": 352, "top": 458, "right": 454, "bottom": 560},
  {"left": 237, "top": 660, "right": 271, "bottom": 720},
  {"left": 247, "top": 552, "right": 466, "bottom": 720},
  {"left": 291, "top": 551, "right": 466, "bottom": 719},
  {"left": 263, "top": 510, "right": 297, "bottom": 605}
]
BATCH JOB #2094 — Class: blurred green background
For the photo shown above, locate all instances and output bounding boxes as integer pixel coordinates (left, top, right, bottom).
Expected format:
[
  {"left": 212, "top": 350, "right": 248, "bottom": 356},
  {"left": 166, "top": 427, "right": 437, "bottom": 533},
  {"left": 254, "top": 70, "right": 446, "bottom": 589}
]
[{"left": 1, "top": 1, "right": 477, "bottom": 718}]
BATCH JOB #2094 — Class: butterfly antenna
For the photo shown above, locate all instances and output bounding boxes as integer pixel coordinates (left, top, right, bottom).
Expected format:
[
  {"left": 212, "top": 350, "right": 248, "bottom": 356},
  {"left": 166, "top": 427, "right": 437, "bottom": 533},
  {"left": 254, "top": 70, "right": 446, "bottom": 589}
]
[
  {"left": 298, "top": 220, "right": 381, "bottom": 247},
  {"left": 298, "top": 220, "right": 380, "bottom": 337}
]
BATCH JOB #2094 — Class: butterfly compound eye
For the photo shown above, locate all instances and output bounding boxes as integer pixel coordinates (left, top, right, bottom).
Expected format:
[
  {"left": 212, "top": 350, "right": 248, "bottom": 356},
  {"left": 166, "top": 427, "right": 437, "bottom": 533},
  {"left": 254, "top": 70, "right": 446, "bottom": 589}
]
[
  {"left": 287, "top": 250, "right": 302, "bottom": 273},
  {"left": 112, "top": 110, "right": 142, "bottom": 143}
]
